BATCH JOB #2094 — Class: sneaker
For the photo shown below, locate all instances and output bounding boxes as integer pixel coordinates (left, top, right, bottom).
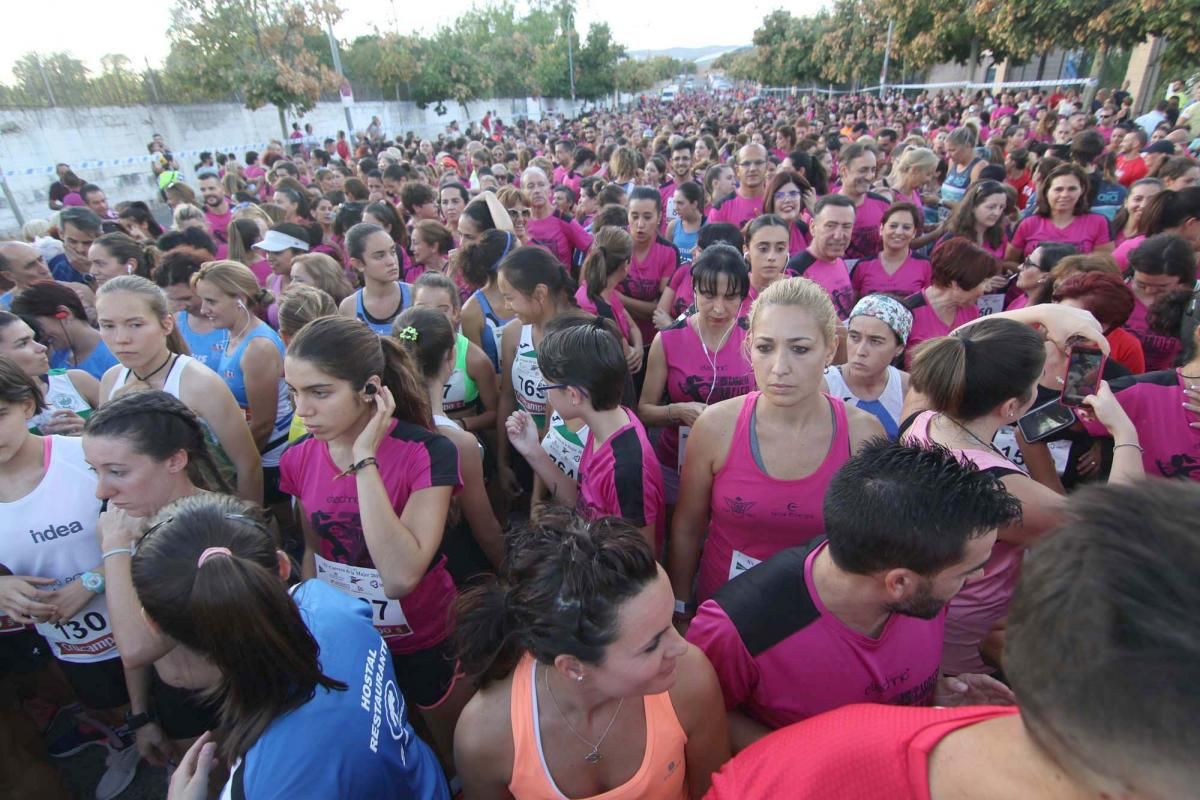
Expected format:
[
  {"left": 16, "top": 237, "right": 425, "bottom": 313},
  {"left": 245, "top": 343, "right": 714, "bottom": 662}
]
[
  {"left": 95, "top": 737, "right": 140, "bottom": 800},
  {"left": 45, "top": 717, "right": 118, "bottom": 758}
]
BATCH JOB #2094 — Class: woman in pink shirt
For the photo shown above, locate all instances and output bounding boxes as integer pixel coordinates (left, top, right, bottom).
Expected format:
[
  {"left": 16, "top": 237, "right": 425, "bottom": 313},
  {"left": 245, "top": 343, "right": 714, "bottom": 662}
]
[
  {"left": 761, "top": 171, "right": 812, "bottom": 257},
  {"left": 903, "top": 307, "right": 1141, "bottom": 675},
  {"left": 279, "top": 315, "right": 469, "bottom": 761},
  {"left": 640, "top": 245, "right": 754, "bottom": 506},
  {"left": 575, "top": 227, "right": 642, "bottom": 359},
  {"left": 1111, "top": 186, "right": 1200, "bottom": 268},
  {"left": 1124, "top": 233, "right": 1196, "bottom": 370},
  {"left": 1006, "top": 163, "right": 1113, "bottom": 260},
  {"left": 902, "top": 238, "right": 997, "bottom": 367},
  {"left": 668, "top": 277, "right": 884, "bottom": 608},
  {"left": 852, "top": 202, "right": 931, "bottom": 299},
  {"left": 522, "top": 166, "right": 593, "bottom": 268},
  {"left": 623, "top": 187, "right": 681, "bottom": 346},
  {"left": 1109, "top": 177, "right": 1163, "bottom": 249},
  {"left": 941, "top": 180, "right": 1010, "bottom": 260}
]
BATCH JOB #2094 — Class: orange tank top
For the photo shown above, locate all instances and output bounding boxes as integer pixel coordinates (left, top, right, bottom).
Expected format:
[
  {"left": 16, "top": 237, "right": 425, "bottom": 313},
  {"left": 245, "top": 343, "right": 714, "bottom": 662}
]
[{"left": 507, "top": 653, "right": 689, "bottom": 800}]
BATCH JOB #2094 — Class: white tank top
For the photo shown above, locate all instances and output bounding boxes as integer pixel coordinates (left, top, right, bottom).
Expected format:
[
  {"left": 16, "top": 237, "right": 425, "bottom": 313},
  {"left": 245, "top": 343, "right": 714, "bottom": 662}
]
[
  {"left": 108, "top": 353, "right": 195, "bottom": 401},
  {"left": 540, "top": 411, "right": 588, "bottom": 481},
  {"left": 511, "top": 324, "right": 546, "bottom": 426},
  {"left": 823, "top": 365, "right": 905, "bottom": 435},
  {"left": 0, "top": 436, "right": 113, "bottom": 663},
  {"left": 28, "top": 371, "right": 92, "bottom": 433}
]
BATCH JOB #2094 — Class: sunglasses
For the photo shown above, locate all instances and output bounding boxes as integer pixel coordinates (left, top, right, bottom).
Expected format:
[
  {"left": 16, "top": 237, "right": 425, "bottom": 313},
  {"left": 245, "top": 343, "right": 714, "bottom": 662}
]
[{"left": 140, "top": 512, "right": 269, "bottom": 548}]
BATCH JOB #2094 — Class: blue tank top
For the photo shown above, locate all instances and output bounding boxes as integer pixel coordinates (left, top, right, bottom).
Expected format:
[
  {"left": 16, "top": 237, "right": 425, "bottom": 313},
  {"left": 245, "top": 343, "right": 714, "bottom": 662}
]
[
  {"left": 939, "top": 156, "right": 982, "bottom": 216},
  {"left": 176, "top": 310, "right": 227, "bottom": 373},
  {"left": 672, "top": 217, "right": 704, "bottom": 264},
  {"left": 355, "top": 283, "right": 412, "bottom": 336},
  {"left": 472, "top": 289, "right": 505, "bottom": 371},
  {"left": 218, "top": 322, "right": 293, "bottom": 463}
]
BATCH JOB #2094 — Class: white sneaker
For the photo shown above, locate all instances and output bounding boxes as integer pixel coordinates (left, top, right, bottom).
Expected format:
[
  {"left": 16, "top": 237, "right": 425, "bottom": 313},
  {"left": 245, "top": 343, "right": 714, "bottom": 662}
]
[{"left": 95, "top": 740, "right": 140, "bottom": 800}]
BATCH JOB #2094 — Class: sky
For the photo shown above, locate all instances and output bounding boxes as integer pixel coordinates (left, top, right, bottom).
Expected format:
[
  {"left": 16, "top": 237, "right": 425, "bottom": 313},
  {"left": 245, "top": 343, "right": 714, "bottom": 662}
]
[{"left": 2, "top": 0, "right": 829, "bottom": 82}]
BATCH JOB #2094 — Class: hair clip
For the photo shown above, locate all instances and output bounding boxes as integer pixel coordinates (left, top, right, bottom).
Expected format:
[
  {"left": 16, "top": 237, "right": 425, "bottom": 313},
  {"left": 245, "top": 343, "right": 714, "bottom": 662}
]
[{"left": 396, "top": 326, "right": 419, "bottom": 341}]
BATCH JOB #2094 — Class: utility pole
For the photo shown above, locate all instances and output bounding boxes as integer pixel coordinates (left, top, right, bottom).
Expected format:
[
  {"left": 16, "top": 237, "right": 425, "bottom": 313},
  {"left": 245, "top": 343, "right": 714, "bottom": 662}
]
[
  {"left": 34, "top": 54, "right": 57, "bottom": 107},
  {"left": 326, "top": 16, "right": 354, "bottom": 134},
  {"left": 565, "top": 5, "right": 576, "bottom": 104},
  {"left": 879, "top": 20, "right": 894, "bottom": 99}
]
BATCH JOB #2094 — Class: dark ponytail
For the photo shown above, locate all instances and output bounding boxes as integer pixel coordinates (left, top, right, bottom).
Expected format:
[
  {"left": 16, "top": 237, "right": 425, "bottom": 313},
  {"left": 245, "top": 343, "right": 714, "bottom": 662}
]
[
  {"left": 454, "top": 507, "right": 658, "bottom": 687},
  {"left": 94, "top": 232, "right": 156, "bottom": 279},
  {"left": 83, "top": 390, "right": 231, "bottom": 493},
  {"left": 1136, "top": 187, "right": 1200, "bottom": 236},
  {"left": 582, "top": 227, "right": 632, "bottom": 302},
  {"left": 910, "top": 317, "right": 1045, "bottom": 420},
  {"left": 460, "top": 229, "right": 515, "bottom": 288},
  {"left": 131, "top": 494, "right": 345, "bottom": 761},
  {"left": 498, "top": 245, "right": 577, "bottom": 305},
  {"left": 287, "top": 315, "right": 430, "bottom": 429}
]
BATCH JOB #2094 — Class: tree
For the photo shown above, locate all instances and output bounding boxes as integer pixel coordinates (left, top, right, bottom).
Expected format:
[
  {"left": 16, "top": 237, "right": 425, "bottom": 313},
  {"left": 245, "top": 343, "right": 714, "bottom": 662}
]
[
  {"left": 165, "top": 0, "right": 342, "bottom": 138},
  {"left": 868, "top": 0, "right": 989, "bottom": 70},
  {"left": 819, "top": 0, "right": 887, "bottom": 86},
  {"left": 575, "top": 23, "right": 625, "bottom": 99},
  {"left": 10, "top": 52, "right": 91, "bottom": 106}
]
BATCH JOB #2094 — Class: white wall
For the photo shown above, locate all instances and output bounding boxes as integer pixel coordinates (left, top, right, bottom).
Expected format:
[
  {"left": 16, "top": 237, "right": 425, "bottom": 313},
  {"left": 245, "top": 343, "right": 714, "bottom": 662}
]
[{"left": 0, "top": 96, "right": 587, "bottom": 235}]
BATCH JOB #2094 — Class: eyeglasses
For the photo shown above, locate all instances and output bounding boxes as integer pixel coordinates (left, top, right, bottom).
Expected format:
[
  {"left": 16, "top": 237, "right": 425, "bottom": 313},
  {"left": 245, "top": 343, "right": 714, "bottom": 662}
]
[
  {"left": 140, "top": 512, "right": 268, "bottom": 547},
  {"left": 536, "top": 381, "right": 570, "bottom": 393},
  {"left": 774, "top": 190, "right": 802, "bottom": 200}
]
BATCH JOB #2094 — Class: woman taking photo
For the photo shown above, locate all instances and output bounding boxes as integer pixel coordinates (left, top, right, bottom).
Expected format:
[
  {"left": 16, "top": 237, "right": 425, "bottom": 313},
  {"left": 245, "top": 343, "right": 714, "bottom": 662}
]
[
  {"left": 496, "top": 246, "right": 576, "bottom": 495},
  {"left": 280, "top": 314, "right": 469, "bottom": 761},
  {"left": 97, "top": 274, "right": 263, "bottom": 504},
  {"left": 393, "top": 305, "right": 505, "bottom": 573},
  {"left": 453, "top": 508, "right": 730, "bottom": 800},
  {"left": 131, "top": 494, "right": 448, "bottom": 800},
  {"left": 822, "top": 294, "right": 912, "bottom": 438},
  {"left": 1006, "top": 163, "right": 1113, "bottom": 260},
  {"left": 902, "top": 238, "right": 998, "bottom": 365},
  {"left": 902, "top": 308, "right": 1143, "bottom": 675},
  {"left": 13, "top": 281, "right": 118, "bottom": 380},
  {"left": 851, "top": 203, "right": 931, "bottom": 300},
  {"left": 639, "top": 245, "right": 754, "bottom": 506},
  {"left": 191, "top": 261, "right": 291, "bottom": 499},
  {"left": 0, "top": 312, "right": 98, "bottom": 435},
  {"left": 668, "top": 278, "right": 884, "bottom": 608},
  {"left": 338, "top": 222, "right": 412, "bottom": 335}
]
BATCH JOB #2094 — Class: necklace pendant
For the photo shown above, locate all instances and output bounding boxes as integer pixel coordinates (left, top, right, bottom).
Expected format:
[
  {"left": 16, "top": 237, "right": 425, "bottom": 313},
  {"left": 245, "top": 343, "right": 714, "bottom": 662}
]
[{"left": 584, "top": 750, "right": 602, "bottom": 764}]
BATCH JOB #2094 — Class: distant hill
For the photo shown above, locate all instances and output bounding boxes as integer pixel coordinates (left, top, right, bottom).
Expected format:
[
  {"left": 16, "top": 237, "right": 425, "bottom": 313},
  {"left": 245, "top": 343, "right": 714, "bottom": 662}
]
[{"left": 626, "top": 45, "right": 748, "bottom": 64}]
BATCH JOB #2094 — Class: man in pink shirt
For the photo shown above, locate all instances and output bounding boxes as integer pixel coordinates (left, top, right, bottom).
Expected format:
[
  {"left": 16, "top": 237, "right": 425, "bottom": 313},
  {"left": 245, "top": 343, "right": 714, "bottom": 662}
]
[
  {"left": 709, "top": 143, "right": 768, "bottom": 228},
  {"left": 786, "top": 195, "right": 856, "bottom": 319},
  {"left": 198, "top": 170, "right": 232, "bottom": 245},
  {"left": 687, "top": 438, "right": 1020, "bottom": 751}
]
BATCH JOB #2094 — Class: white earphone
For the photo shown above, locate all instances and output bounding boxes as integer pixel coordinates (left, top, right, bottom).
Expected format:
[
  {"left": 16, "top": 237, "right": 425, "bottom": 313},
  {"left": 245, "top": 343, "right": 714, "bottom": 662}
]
[{"left": 237, "top": 300, "right": 246, "bottom": 310}]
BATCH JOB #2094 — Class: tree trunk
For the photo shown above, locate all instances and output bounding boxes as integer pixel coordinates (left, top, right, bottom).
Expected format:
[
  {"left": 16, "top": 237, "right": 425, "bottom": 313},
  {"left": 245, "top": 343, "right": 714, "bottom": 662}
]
[
  {"left": 277, "top": 105, "right": 288, "bottom": 143},
  {"left": 967, "top": 39, "right": 980, "bottom": 85},
  {"left": 1081, "top": 44, "right": 1106, "bottom": 110}
]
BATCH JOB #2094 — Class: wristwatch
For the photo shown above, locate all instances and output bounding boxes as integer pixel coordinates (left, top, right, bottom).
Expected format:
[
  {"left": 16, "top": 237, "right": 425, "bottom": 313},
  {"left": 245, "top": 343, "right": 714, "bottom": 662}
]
[
  {"left": 81, "top": 571, "right": 105, "bottom": 594},
  {"left": 124, "top": 711, "right": 156, "bottom": 731}
]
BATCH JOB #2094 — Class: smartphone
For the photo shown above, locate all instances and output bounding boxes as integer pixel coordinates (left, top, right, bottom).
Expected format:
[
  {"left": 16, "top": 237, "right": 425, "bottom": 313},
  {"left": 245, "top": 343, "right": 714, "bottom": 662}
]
[
  {"left": 1060, "top": 344, "right": 1106, "bottom": 407},
  {"left": 1016, "top": 399, "right": 1076, "bottom": 443}
]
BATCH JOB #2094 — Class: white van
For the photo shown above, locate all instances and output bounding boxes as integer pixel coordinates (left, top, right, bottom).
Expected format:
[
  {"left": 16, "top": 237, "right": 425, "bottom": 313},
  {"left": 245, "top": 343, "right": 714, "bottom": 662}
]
[{"left": 661, "top": 84, "right": 679, "bottom": 102}]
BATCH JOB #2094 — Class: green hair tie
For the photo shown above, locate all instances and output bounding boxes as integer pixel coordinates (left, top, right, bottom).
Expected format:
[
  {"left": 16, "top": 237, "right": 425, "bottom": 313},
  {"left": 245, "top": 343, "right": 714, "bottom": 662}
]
[{"left": 396, "top": 326, "right": 419, "bottom": 342}]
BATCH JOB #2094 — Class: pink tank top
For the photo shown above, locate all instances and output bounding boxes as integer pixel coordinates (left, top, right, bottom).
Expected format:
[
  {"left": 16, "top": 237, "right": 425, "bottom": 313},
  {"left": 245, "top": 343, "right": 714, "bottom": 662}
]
[
  {"left": 698, "top": 392, "right": 850, "bottom": 602},
  {"left": 903, "top": 410, "right": 1026, "bottom": 674}
]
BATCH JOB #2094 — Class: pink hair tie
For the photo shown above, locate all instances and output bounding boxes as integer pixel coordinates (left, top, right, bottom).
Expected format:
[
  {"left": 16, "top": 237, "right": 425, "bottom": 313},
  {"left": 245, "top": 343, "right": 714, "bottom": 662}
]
[{"left": 197, "top": 547, "right": 233, "bottom": 567}]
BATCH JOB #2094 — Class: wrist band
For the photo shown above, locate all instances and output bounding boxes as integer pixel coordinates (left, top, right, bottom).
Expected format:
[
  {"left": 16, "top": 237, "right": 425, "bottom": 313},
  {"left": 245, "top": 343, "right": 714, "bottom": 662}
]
[
  {"left": 666, "top": 405, "right": 675, "bottom": 422},
  {"left": 102, "top": 547, "right": 135, "bottom": 560},
  {"left": 339, "top": 457, "right": 378, "bottom": 478},
  {"left": 1113, "top": 442, "right": 1144, "bottom": 453}
]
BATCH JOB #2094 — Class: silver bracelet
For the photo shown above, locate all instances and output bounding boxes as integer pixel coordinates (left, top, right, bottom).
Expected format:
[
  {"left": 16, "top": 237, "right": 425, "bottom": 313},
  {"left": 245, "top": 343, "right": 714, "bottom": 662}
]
[
  {"left": 1113, "top": 442, "right": 1144, "bottom": 453},
  {"left": 102, "top": 547, "right": 135, "bottom": 560}
]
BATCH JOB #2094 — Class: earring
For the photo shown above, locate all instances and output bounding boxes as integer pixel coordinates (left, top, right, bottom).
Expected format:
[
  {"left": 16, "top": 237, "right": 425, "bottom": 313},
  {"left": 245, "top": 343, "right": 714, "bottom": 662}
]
[{"left": 575, "top": 675, "right": 584, "bottom": 683}]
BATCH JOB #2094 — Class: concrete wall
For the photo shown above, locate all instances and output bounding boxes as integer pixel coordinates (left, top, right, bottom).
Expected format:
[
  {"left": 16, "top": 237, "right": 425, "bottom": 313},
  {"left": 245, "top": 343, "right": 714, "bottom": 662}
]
[{"left": 0, "top": 96, "right": 587, "bottom": 236}]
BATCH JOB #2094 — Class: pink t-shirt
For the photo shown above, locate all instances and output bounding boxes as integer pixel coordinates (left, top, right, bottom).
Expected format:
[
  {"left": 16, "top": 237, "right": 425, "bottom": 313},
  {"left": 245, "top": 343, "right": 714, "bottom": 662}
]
[
  {"left": 250, "top": 258, "right": 272, "bottom": 287},
  {"left": 698, "top": 392, "right": 851, "bottom": 602},
  {"left": 688, "top": 539, "right": 944, "bottom": 730},
  {"left": 574, "top": 284, "right": 633, "bottom": 345},
  {"left": 667, "top": 263, "right": 695, "bottom": 318},
  {"left": 903, "top": 411, "right": 1025, "bottom": 674},
  {"left": 1010, "top": 213, "right": 1111, "bottom": 257},
  {"left": 902, "top": 290, "right": 981, "bottom": 369},
  {"left": 1125, "top": 294, "right": 1182, "bottom": 371},
  {"left": 621, "top": 237, "right": 680, "bottom": 342},
  {"left": 278, "top": 419, "right": 462, "bottom": 654},
  {"left": 845, "top": 193, "right": 891, "bottom": 262},
  {"left": 709, "top": 191, "right": 765, "bottom": 229},
  {"left": 1082, "top": 370, "right": 1200, "bottom": 480},
  {"left": 851, "top": 254, "right": 932, "bottom": 299},
  {"left": 527, "top": 211, "right": 593, "bottom": 267},
  {"left": 787, "top": 221, "right": 811, "bottom": 257},
  {"left": 655, "top": 320, "right": 754, "bottom": 470},
  {"left": 576, "top": 408, "right": 666, "bottom": 553},
  {"left": 1111, "top": 234, "right": 1144, "bottom": 269},
  {"left": 205, "top": 207, "right": 232, "bottom": 244},
  {"left": 787, "top": 251, "right": 855, "bottom": 320}
]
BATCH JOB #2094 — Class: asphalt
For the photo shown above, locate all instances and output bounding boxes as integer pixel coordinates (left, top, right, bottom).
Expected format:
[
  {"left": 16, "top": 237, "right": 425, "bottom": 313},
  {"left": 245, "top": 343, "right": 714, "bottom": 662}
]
[{"left": 50, "top": 724, "right": 168, "bottom": 800}]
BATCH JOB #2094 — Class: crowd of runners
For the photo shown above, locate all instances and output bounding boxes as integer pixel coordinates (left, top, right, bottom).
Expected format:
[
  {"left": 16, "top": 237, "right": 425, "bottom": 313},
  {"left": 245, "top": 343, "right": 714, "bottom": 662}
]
[{"left": 1, "top": 78, "right": 1199, "bottom": 800}]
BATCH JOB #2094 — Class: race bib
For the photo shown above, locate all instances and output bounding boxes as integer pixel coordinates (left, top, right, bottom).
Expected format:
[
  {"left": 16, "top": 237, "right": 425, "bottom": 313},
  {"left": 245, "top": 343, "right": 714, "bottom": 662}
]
[
  {"left": 676, "top": 425, "right": 692, "bottom": 473},
  {"left": 314, "top": 555, "right": 412, "bottom": 641},
  {"left": 992, "top": 427, "right": 1071, "bottom": 475},
  {"left": 976, "top": 293, "right": 1005, "bottom": 316},
  {"left": 728, "top": 549, "right": 763, "bottom": 582},
  {"left": 37, "top": 588, "right": 115, "bottom": 664}
]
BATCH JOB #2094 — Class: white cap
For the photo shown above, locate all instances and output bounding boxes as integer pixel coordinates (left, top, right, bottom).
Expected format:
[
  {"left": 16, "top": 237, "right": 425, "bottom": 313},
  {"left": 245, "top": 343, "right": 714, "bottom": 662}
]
[{"left": 254, "top": 230, "right": 310, "bottom": 253}]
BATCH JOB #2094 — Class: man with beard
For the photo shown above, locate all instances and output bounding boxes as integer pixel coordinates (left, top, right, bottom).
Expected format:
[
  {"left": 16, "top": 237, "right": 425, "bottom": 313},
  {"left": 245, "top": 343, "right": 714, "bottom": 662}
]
[
  {"left": 687, "top": 438, "right": 1020, "bottom": 751},
  {"left": 198, "top": 169, "right": 232, "bottom": 244}
]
